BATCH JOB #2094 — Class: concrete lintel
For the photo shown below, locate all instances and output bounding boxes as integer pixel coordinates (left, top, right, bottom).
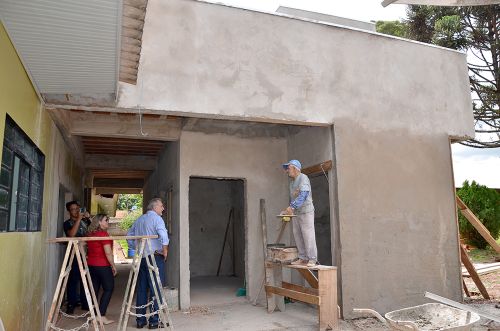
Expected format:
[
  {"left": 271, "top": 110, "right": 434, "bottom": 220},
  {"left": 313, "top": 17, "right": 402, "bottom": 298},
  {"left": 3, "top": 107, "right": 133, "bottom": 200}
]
[
  {"left": 45, "top": 104, "right": 330, "bottom": 127},
  {"left": 95, "top": 187, "right": 142, "bottom": 195},
  {"left": 85, "top": 154, "right": 157, "bottom": 170},
  {"left": 93, "top": 178, "right": 144, "bottom": 188}
]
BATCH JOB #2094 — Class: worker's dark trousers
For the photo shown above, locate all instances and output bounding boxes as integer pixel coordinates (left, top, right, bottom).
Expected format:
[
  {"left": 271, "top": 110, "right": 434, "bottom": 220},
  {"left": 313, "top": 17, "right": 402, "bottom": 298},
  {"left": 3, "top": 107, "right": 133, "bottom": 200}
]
[{"left": 67, "top": 258, "right": 88, "bottom": 309}]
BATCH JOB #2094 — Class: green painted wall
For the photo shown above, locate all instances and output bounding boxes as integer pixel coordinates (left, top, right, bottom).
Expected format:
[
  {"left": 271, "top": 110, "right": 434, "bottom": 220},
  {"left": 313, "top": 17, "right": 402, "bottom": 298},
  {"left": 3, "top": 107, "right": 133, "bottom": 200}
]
[{"left": 0, "top": 23, "right": 82, "bottom": 330}]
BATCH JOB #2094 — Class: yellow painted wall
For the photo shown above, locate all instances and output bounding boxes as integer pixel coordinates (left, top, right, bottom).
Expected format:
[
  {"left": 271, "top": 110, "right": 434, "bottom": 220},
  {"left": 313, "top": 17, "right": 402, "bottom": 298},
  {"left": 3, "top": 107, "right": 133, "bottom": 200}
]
[{"left": 0, "top": 23, "right": 82, "bottom": 330}]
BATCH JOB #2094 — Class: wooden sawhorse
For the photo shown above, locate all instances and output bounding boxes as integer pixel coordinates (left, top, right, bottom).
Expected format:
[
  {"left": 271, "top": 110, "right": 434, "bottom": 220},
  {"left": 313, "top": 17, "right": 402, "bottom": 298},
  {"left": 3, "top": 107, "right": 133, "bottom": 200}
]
[
  {"left": 45, "top": 235, "right": 160, "bottom": 331},
  {"left": 264, "top": 261, "right": 338, "bottom": 331}
]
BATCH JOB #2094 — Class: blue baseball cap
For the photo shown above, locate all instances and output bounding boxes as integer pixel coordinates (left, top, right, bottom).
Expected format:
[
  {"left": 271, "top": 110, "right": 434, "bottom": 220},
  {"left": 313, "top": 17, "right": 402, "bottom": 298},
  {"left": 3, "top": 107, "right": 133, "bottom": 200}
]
[{"left": 282, "top": 159, "right": 301, "bottom": 170}]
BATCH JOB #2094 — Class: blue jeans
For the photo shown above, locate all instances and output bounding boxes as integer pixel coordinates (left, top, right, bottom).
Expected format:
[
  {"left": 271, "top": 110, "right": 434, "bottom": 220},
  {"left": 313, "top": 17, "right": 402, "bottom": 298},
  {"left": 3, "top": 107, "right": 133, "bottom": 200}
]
[{"left": 136, "top": 255, "right": 165, "bottom": 325}]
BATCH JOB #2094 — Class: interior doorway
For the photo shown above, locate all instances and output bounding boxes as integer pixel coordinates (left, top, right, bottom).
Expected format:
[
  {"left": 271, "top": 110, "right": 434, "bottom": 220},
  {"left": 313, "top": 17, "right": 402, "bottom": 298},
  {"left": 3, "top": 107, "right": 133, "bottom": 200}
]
[
  {"left": 310, "top": 173, "right": 332, "bottom": 266},
  {"left": 188, "top": 177, "right": 245, "bottom": 306}
]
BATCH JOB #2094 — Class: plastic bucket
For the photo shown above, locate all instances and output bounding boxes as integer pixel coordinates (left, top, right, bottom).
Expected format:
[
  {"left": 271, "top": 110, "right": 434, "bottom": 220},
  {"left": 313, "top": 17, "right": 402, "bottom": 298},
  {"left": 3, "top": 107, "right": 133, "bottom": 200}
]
[{"left": 128, "top": 248, "right": 136, "bottom": 258}]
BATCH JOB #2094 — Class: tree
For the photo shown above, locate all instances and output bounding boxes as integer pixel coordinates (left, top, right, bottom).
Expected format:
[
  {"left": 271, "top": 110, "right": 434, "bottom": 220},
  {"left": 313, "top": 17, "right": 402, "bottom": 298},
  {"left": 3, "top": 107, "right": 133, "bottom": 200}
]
[
  {"left": 376, "top": 20, "right": 408, "bottom": 38},
  {"left": 405, "top": 5, "right": 500, "bottom": 148},
  {"left": 457, "top": 180, "right": 500, "bottom": 249},
  {"left": 117, "top": 194, "right": 143, "bottom": 211}
]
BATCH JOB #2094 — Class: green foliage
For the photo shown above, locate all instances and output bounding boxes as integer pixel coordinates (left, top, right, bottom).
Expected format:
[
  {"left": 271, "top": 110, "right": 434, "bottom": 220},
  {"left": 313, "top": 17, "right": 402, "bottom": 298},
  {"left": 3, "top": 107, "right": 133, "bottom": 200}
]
[
  {"left": 457, "top": 180, "right": 500, "bottom": 249},
  {"left": 117, "top": 194, "right": 143, "bottom": 211},
  {"left": 405, "top": 5, "right": 500, "bottom": 148},
  {"left": 376, "top": 20, "right": 408, "bottom": 38},
  {"left": 119, "top": 209, "right": 143, "bottom": 231},
  {"left": 432, "top": 15, "right": 467, "bottom": 49}
]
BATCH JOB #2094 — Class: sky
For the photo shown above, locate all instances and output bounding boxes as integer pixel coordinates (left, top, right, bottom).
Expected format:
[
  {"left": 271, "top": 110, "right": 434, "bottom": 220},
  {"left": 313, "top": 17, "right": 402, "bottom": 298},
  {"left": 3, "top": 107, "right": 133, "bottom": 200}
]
[{"left": 213, "top": 0, "right": 500, "bottom": 188}]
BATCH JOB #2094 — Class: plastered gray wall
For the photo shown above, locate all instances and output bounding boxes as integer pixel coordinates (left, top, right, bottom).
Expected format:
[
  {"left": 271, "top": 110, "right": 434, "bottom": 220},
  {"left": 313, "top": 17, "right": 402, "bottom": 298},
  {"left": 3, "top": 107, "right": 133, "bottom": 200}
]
[
  {"left": 335, "top": 122, "right": 461, "bottom": 316},
  {"left": 179, "top": 131, "right": 288, "bottom": 308},
  {"left": 116, "top": 0, "right": 472, "bottom": 314},
  {"left": 118, "top": 0, "right": 473, "bottom": 139},
  {"left": 143, "top": 141, "right": 180, "bottom": 288},
  {"left": 188, "top": 178, "right": 244, "bottom": 278}
]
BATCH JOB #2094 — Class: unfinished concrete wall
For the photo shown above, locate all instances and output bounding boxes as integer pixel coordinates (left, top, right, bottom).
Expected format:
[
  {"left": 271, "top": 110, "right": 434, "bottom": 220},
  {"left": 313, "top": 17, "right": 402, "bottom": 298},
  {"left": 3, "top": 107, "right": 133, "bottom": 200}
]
[
  {"left": 189, "top": 178, "right": 244, "bottom": 278},
  {"left": 118, "top": 0, "right": 473, "bottom": 139},
  {"left": 117, "top": 0, "right": 472, "bottom": 315},
  {"left": 143, "top": 141, "right": 180, "bottom": 287},
  {"left": 179, "top": 131, "right": 288, "bottom": 308},
  {"left": 335, "top": 124, "right": 461, "bottom": 316}
]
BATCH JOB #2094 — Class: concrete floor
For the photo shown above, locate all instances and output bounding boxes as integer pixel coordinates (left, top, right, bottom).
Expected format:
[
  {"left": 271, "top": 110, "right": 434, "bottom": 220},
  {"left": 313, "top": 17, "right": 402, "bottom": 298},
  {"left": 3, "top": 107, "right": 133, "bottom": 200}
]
[{"left": 53, "top": 264, "right": 332, "bottom": 330}]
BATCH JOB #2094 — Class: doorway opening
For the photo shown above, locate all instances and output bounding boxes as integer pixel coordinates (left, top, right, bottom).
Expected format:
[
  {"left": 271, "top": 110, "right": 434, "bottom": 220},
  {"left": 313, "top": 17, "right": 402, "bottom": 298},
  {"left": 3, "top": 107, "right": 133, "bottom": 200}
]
[
  {"left": 189, "top": 177, "right": 245, "bottom": 306},
  {"left": 310, "top": 172, "right": 332, "bottom": 266}
]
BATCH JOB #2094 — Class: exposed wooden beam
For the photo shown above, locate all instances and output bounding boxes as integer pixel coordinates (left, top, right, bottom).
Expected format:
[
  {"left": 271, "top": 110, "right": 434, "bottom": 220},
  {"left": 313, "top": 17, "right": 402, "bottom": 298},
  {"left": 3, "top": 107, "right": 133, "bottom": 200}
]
[
  {"left": 456, "top": 196, "right": 500, "bottom": 254},
  {"left": 120, "top": 66, "right": 138, "bottom": 76},
  {"left": 302, "top": 160, "right": 333, "bottom": 176},
  {"left": 85, "top": 154, "right": 157, "bottom": 170},
  {"left": 51, "top": 109, "right": 182, "bottom": 141},
  {"left": 124, "top": 0, "right": 147, "bottom": 9},
  {"left": 123, "top": 16, "right": 144, "bottom": 30},
  {"left": 122, "top": 36, "right": 142, "bottom": 48},
  {"left": 123, "top": 4, "right": 146, "bottom": 20},
  {"left": 121, "top": 50, "right": 141, "bottom": 62},
  {"left": 93, "top": 178, "right": 144, "bottom": 188}
]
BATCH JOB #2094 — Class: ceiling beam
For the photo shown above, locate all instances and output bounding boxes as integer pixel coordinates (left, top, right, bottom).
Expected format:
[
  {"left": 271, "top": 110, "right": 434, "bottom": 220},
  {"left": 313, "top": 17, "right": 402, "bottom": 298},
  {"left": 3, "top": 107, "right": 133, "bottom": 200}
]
[
  {"left": 94, "top": 178, "right": 144, "bottom": 188},
  {"left": 50, "top": 108, "right": 181, "bottom": 141},
  {"left": 85, "top": 154, "right": 157, "bottom": 170}
]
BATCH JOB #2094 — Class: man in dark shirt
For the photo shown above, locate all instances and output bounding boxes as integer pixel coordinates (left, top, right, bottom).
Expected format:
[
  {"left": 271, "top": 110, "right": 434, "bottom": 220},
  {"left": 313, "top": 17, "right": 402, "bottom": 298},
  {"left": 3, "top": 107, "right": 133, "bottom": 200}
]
[{"left": 63, "top": 200, "right": 91, "bottom": 314}]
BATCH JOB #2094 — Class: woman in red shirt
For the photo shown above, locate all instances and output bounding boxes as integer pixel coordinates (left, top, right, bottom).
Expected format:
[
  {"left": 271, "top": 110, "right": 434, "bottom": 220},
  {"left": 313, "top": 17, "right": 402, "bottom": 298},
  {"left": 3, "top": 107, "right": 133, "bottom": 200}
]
[{"left": 87, "top": 214, "right": 117, "bottom": 325}]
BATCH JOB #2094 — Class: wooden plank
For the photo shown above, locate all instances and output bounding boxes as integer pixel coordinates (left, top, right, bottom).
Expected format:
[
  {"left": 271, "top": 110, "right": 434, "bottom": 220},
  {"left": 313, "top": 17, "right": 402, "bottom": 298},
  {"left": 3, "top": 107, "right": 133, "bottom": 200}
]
[
  {"left": 456, "top": 196, "right": 500, "bottom": 254},
  {"left": 425, "top": 292, "right": 500, "bottom": 323},
  {"left": 282, "top": 281, "right": 318, "bottom": 296},
  {"left": 318, "top": 269, "right": 338, "bottom": 331},
  {"left": 462, "top": 278, "right": 470, "bottom": 297},
  {"left": 297, "top": 268, "right": 319, "bottom": 289},
  {"left": 47, "top": 235, "right": 158, "bottom": 243},
  {"left": 265, "top": 286, "right": 319, "bottom": 305},
  {"left": 302, "top": 160, "right": 333, "bottom": 176},
  {"left": 459, "top": 244, "right": 490, "bottom": 299},
  {"left": 286, "top": 264, "right": 337, "bottom": 271}
]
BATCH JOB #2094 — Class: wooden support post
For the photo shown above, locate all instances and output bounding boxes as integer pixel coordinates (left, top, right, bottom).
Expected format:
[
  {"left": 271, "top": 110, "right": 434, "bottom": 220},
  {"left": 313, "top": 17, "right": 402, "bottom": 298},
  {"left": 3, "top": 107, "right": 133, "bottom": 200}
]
[
  {"left": 264, "top": 262, "right": 338, "bottom": 331},
  {"left": 297, "top": 268, "right": 319, "bottom": 289},
  {"left": 456, "top": 196, "right": 500, "bottom": 254},
  {"left": 318, "top": 269, "right": 338, "bottom": 331},
  {"left": 265, "top": 262, "right": 285, "bottom": 313},
  {"left": 459, "top": 244, "right": 490, "bottom": 299}
]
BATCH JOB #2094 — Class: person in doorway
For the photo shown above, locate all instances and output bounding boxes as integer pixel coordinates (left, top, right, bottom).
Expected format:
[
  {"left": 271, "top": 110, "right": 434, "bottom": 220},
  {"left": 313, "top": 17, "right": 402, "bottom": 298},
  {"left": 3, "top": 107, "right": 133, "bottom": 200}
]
[
  {"left": 63, "top": 200, "right": 91, "bottom": 314},
  {"left": 281, "top": 159, "right": 318, "bottom": 268},
  {"left": 127, "top": 198, "right": 169, "bottom": 329},
  {"left": 86, "top": 214, "right": 116, "bottom": 325}
]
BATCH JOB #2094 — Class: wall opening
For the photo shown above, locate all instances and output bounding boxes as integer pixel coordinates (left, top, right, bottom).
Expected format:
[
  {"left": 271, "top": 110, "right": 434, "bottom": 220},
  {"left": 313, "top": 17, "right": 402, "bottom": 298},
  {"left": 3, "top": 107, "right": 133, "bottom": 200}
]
[
  {"left": 310, "top": 172, "right": 332, "bottom": 265},
  {"left": 188, "top": 177, "right": 245, "bottom": 306}
]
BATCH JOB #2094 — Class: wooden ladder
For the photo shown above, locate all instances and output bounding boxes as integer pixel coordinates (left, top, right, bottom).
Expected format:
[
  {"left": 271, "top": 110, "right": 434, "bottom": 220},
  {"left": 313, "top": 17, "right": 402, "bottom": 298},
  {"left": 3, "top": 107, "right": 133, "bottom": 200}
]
[
  {"left": 45, "top": 239, "right": 104, "bottom": 331},
  {"left": 117, "top": 238, "right": 173, "bottom": 330}
]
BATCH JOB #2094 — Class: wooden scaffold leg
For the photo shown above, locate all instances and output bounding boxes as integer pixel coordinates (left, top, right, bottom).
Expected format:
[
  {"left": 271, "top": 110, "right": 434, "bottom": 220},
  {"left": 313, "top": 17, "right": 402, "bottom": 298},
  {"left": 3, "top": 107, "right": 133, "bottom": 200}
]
[
  {"left": 45, "top": 240, "right": 104, "bottom": 331},
  {"left": 117, "top": 238, "right": 173, "bottom": 330}
]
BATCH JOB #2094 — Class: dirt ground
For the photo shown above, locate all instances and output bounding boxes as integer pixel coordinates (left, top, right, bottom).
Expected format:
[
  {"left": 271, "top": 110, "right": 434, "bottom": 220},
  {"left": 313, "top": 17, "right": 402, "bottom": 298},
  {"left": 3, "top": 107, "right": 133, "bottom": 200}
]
[{"left": 464, "top": 270, "right": 500, "bottom": 300}]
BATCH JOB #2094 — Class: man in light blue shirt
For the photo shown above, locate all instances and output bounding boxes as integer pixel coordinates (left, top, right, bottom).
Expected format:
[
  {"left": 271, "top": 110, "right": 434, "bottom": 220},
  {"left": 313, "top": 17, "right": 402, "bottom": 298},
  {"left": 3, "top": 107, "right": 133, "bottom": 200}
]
[{"left": 127, "top": 198, "right": 169, "bottom": 329}]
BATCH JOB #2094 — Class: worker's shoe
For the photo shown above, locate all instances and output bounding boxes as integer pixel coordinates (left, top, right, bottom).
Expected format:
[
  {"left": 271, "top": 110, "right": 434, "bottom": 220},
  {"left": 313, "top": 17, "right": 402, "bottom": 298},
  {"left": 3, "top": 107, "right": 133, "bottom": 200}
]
[
  {"left": 148, "top": 322, "right": 167, "bottom": 329},
  {"left": 291, "top": 259, "right": 307, "bottom": 265},
  {"left": 306, "top": 260, "right": 317, "bottom": 268}
]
